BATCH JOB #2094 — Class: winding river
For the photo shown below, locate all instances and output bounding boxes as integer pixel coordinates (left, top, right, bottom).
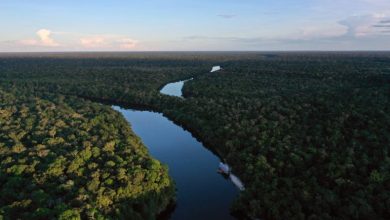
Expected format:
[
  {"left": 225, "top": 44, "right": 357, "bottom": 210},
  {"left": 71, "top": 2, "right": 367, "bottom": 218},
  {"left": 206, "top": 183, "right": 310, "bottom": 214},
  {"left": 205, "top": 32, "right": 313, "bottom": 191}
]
[
  {"left": 113, "top": 66, "right": 244, "bottom": 219},
  {"left": 160, "top": 78, "right": 193, "bottom": 97}
]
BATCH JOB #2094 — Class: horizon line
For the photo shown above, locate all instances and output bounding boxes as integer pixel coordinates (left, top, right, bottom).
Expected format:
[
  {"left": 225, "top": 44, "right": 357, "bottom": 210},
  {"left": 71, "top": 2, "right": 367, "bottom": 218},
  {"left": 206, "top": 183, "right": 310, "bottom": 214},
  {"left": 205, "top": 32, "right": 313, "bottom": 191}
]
[{"left": 1, "top": 50, "right": 390, "bottom": 54}]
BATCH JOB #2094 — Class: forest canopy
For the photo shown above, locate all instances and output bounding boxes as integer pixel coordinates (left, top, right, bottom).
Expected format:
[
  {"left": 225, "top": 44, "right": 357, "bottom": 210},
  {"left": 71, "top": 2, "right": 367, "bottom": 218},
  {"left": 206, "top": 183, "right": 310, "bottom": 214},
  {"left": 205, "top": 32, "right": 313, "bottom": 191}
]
[
  {"left": 0, "top": 88, "right": 174, "bottom": 219},
  {"left": 0, "top": 52, "right": 389, "bottom": 219}
]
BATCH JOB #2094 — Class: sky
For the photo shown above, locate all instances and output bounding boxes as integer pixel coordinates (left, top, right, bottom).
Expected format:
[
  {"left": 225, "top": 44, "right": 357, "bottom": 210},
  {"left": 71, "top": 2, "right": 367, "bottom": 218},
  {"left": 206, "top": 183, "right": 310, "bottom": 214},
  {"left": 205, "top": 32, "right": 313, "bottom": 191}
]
[{"left": 0, "top": 0, "right": 390, "bottom": 51}]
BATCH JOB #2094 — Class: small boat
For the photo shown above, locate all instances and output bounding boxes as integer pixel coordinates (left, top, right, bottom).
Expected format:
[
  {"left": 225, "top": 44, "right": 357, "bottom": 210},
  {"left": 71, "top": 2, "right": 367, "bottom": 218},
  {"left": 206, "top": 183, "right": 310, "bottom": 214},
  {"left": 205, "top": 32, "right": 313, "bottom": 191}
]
[
  {"left": 217, "top": 162, "right": 246, "bottom": 191},
  {"left": 218, "top": 162, "right": 230, "bottom": 174},
  {"left": 229, "top": 174, "right": 245, "bottom": 191}
]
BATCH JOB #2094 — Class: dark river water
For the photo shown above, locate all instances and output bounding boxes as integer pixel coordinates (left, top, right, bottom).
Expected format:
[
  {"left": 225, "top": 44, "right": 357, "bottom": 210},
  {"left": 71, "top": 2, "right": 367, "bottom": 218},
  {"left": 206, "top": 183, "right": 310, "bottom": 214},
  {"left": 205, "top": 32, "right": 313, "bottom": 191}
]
[
  {"left": 113, "top": 106, "right": 238, "bottom": 219},
  {"left": 112, "top": 68, "right": 244, "bottom": 219}
]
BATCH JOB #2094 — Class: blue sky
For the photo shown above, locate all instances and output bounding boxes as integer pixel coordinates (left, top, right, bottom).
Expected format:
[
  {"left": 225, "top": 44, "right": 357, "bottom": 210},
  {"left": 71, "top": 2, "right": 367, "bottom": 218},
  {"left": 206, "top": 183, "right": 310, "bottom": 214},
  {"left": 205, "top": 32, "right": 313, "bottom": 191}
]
[{"left": 0, "top": 0, "right": 390, "bottom": 51}]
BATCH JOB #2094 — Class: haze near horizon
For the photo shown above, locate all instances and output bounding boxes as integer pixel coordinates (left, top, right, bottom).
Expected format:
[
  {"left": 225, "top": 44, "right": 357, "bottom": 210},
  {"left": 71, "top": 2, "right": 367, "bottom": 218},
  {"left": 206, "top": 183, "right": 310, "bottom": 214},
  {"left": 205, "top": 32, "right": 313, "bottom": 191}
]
[{"left": 1, "top": 0, "right": 390, "bottom": 52}]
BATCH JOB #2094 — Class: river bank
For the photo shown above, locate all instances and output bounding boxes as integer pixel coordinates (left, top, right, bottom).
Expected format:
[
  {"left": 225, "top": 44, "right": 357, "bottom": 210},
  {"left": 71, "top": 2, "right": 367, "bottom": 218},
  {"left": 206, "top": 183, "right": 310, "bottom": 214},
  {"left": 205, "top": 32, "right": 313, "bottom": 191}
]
[{"left": 113, "top": 106, "right": 239, "bottom": 220}]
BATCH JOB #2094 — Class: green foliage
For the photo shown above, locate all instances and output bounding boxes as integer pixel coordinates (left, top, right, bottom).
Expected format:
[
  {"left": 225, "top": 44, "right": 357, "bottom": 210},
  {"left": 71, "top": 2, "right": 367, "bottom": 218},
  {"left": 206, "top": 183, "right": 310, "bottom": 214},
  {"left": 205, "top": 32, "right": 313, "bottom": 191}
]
[
  {"left": 1, "top": 52, "right": 389, "bottom": 219},
  {"left": 176, "top": 53, "right": 390, "bottom": 219},
  {"left": 0, "top": 89, "right": 174, "bottom": 219},
  {"left": 58, "top": 209, "right": 81, "bottom": 220}
]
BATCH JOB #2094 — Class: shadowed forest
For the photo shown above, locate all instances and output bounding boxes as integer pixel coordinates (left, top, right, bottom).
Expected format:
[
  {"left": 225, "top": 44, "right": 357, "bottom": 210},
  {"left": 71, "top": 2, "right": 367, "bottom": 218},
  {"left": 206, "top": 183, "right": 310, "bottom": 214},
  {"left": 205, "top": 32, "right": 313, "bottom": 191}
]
[{"left": 0, "top": 52, "right": 389, "bottom": 219}]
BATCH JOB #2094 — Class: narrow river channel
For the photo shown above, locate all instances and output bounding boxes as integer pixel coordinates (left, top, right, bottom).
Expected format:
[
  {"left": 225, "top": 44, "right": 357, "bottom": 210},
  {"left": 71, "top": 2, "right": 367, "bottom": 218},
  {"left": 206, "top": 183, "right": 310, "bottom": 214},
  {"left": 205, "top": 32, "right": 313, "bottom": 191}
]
[
  {"left": 113, "top": 66, "right": 244, "bottom": 219},
  {"left": 113, "top": 106, "right": 238, "bottom": 220}
]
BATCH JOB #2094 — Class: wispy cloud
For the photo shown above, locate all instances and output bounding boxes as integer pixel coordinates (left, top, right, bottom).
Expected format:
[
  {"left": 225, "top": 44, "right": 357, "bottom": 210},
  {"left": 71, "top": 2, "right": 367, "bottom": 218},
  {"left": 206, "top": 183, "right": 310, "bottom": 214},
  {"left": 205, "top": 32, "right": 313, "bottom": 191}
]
[
  {"left": 80, "top": 36, "right": 106, "bottom": 48},
  {"left": 338, "top": 13, "right": 390, "bottom": 36},
  {"left": 1, "top": 29, "right": 139, "bottom": 51},
  {"left": 217, "top": 14, "right": 236, "bottom": 19},
  {"left": 184, "top": 25, "right": 346, "bottom": 44},
  {"left": 181, "top": 12, "right": 390, "bottom": 50},
  {"left": 79, "top": 35, "right": 138, "bottom": 49},
  {"left": 116, "top": 38, "right": 138, "bottom": 49},
  {"left": 373, "top": 24, "right": 390, "bottom": 27}
]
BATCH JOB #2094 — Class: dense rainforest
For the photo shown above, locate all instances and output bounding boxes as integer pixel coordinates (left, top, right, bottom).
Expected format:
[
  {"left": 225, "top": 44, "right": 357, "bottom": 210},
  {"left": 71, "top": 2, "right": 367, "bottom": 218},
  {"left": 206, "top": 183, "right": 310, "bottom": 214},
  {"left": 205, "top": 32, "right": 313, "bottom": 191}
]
[
  {"left": 181, "top": 53, "right": 390, "bottom": 219},
  {"left": 0, "top": 87, "right": 174, "bottom": 219},
  {"left": 0, "top": 52, "right": 390, "bottom": 219}
]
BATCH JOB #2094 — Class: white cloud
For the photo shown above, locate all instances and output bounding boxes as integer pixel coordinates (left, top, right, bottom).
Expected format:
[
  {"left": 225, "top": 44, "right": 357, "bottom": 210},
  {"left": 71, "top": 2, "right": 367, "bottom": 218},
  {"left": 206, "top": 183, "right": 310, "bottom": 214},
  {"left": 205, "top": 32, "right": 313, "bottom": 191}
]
[
  {"left": 80, "top": 35, "right": 138, "bottom": 50},
  {"left": 117, "top": 38, "right": 138, "bottom": 49},
  {"left": 37, "top": 29, "right": 59, "bottom": 46},
  {"left": 339, "top": 13, "right": 390, "bottom": 37},
  {"left": 80, "top": 36, "right": 107, "bottom": 48},
  {"left": 19, "top": 39, "right": 39, "bottom": 46},
  {"left": 300, "top": 25, "right": 347, "bottom": 39},
  {"left": 180, "top": 12, "right": 390, "bottom": 50},
  {"left": 10, "top": 30, "right": 139, "bottom": 51},
  {"left": 20, "top": 29, "right": 59, "bottom": 47}
]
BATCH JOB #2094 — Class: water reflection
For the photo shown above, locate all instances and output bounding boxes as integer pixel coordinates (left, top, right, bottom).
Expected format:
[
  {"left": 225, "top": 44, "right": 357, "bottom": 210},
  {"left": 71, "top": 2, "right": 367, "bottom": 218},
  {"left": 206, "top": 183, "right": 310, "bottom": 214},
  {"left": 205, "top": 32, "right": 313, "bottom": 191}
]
[
  {"left": 113, "top": 106, "right": 238, "bottom": 220},
  {"left": 160, "top": 78, "right": 192, "bottom": 97}
]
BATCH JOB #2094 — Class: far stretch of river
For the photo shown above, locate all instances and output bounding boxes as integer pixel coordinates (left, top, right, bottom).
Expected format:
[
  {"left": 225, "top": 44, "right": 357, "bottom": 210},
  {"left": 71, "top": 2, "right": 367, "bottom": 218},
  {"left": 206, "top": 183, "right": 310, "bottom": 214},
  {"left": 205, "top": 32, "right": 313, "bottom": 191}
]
[
  {"left": 160, "top": 66, "right": 221, "bottom": 97},
  {"left": 113, "top": 66, "right": 244, "bottom": 219}
]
